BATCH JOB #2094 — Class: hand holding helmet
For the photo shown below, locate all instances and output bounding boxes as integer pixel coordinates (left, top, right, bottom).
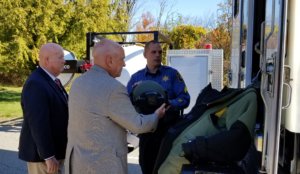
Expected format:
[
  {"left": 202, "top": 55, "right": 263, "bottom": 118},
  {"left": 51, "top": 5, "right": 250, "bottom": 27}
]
[
  {"left": 154, "top": 103, "right": 170, "bottom": 119},
  {"left": 130, "top": 80, "right": 168, "bottom": 115}
]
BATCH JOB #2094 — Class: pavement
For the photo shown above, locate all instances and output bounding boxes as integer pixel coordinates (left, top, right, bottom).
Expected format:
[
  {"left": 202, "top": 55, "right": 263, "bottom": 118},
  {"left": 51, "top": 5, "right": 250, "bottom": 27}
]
[{"left": 0, "top": 118, "right": 142, "bottom": 174}]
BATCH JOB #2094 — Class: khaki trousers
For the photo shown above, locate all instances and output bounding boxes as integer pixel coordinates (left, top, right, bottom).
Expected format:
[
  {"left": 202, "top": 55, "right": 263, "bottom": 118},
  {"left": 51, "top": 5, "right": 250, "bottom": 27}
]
[{"left": 27, "top": 160, "right": 64, "bottom": 174}]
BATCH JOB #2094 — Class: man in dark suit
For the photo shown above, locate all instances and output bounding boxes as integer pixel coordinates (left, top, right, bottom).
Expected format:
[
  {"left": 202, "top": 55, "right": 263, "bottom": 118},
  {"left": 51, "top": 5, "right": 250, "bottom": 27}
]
[{"left": 19, "top": 43, "right": 68, "bottom": 174}]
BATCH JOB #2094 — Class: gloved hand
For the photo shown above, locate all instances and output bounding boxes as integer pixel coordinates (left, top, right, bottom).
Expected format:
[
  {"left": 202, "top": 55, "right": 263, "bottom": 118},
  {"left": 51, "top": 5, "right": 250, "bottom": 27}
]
[{"left": 163, "top": 104, "right": 181, "bottom": 124}]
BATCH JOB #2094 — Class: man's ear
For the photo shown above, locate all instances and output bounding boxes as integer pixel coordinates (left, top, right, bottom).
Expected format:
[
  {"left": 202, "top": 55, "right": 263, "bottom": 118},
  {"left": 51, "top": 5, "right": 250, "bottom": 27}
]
[
  {"left": 44, "top": 56, "right": 50, "bottom": 66},
  {"left": 105, "top": 55, "right": 113, "bottom": 67}
]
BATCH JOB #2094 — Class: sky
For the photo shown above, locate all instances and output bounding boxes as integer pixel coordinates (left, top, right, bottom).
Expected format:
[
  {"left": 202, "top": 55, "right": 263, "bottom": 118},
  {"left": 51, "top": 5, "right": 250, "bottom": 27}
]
[
  {"left": 134, "top": 0, "right": 223, "bottom": 26},
  {"left": 167, "top": 0, "right": 222, "bottom": 18}
]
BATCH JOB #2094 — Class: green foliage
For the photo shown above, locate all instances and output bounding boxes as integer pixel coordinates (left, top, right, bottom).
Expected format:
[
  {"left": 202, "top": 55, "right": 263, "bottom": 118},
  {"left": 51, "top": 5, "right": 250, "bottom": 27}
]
[
  {"left": 0, "top": 0, "right": 130, "bottom": 85},
  {"left": 168, "top": 25, "right": 207, "bottom": 49}
]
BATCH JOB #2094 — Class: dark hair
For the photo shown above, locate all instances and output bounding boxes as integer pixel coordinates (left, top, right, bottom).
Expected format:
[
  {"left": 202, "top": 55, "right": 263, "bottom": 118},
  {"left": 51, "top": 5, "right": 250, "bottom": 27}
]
[{"left": 144, "top": 40, "right": 160, "bottom": 55}]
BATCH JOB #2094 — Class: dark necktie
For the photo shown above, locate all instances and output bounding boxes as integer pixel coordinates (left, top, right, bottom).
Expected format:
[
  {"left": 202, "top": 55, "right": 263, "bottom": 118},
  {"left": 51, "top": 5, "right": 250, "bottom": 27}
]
[
  {"left": 55, "top": 78, "right": 67, "bottom": 100},
  {"left": 55, "top": 78, "right": 63, "bottom": 90}
]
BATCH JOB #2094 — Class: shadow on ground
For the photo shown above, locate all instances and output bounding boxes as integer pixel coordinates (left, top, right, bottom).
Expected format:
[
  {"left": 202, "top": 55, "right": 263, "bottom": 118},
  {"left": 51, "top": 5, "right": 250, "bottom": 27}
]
[
  {"left": 0, "top": 149, "right": 27, "bottom": 174},
  {"left": 0, "top": 118, "right": 142, "bottom": 174},
  {"left": 0, "top": 118, "right": 23, "bottom": 132}
]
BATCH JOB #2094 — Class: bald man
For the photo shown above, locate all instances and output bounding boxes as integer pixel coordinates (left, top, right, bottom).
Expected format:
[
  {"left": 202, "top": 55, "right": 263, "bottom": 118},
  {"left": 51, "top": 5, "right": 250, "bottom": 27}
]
[
  {"left": 64, "top": 39, "right": 167, "bottom": 174},
  {"left": 19, "top": 43, "right": 68, "bottom": 174}
]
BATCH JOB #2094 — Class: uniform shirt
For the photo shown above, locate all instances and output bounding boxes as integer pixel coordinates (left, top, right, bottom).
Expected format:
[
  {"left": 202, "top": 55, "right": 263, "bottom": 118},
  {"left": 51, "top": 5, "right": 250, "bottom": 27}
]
[{"left": 127, "top": 65, "right": 190, "bottom": 110}]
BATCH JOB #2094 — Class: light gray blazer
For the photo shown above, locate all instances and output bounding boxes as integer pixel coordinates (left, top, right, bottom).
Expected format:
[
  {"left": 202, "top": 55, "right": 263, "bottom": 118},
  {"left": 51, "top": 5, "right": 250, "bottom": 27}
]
[{"left": 64, "top": 65, "right": 159, "bottom": 174}]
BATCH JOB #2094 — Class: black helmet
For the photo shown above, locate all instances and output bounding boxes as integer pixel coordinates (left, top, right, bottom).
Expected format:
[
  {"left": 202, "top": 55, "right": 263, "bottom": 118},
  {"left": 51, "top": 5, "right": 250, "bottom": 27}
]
[{"left": 131, "top": 80, "right": 167, "bottom": 114}]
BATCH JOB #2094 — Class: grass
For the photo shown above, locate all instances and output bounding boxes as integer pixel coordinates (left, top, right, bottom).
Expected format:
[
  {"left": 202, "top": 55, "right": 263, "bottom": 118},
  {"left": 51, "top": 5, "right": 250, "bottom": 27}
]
[
  {"left": 0, "top": 86, "right": 22, "bottom": 120},
  {"left": 0, "top": 73, "right": 80, "bottom": 121}
]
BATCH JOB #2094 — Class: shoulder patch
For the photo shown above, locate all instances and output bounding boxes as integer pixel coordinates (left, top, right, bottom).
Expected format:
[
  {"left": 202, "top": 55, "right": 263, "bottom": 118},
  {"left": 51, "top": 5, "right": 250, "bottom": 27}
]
[{"left": 184, "top": 86, "right": 188, "bottom": 93}]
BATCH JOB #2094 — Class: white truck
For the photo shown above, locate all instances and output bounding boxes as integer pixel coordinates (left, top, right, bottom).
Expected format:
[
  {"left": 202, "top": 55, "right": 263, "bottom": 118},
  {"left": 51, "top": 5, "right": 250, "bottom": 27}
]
[
  {"left": 230, "top": 0, "right": 300, "bottom": 173},
  {"left": 61, "top": 13, "right": 300, "bottom": 172}
]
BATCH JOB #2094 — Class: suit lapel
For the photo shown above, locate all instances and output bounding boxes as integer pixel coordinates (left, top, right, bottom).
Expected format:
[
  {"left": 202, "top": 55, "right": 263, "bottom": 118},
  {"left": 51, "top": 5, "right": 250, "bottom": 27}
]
[
  {"left": 50, "top": 80, "right": 68, "bottom": 105},
  {"left": 37, "top": 67, "right": 68, "bottom": 105}
]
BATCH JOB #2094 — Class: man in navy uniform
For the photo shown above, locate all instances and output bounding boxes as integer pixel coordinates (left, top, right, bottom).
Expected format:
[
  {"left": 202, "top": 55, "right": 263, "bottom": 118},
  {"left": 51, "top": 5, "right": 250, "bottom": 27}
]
[{"left": 127, "top": 40, "right": 190, "bottom": 174}]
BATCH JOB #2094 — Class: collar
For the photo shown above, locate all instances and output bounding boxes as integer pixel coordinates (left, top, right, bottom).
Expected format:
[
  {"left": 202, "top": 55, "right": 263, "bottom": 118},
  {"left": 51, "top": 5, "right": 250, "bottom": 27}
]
[
  {"left": 144, "top": 66, "right": 162, "bottom": 76},
  {"left": 40, "top": 67, "right": 56, "bottom": 81},
  {"left": 92, "top": 65, "right": 109, "bottom": 74}
]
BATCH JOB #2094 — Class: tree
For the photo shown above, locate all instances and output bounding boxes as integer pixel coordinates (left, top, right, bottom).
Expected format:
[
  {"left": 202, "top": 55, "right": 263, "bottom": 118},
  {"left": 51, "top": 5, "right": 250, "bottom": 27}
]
[
  {"left": 156, "top": 0, "right": 177, "bottom": 30},
  {"left": 135, "top": 12, "right": 157, "bottom": 42},
  {"left": 195, "top": 0, "right": 232, "bottom": 85},
  {"left": 216, "top": 0, "right": 232, "bottom": 36},
  {"left": 216, "top": 0, "right": 232, "bottom": 86},
  {"left": 0, "top": 0, "right": 72, "bottom": 85},
  {"left": 125, "top": 0, "right": 142, "bottom": 31},
  {"left": 0, "top": 0, "right": 131, "bottom": 85},
  {"left": 60, "top": 0, "right": 112, "bottom": 59},
  {"left": 189, "top": 13, "right": 217, "bottom": 30},
  {"left": 169, "top": 25, "right": 207, "bottom": 49}
]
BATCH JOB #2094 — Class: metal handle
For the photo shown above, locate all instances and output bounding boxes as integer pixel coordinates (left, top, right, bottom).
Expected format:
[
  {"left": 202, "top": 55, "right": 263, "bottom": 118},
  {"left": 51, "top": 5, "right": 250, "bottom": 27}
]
[
  {"left": 254, "top": 42, "right": 262, "bottom": 55},
  {"left": 282, "top": 83, "right": 292, "bottom": 109},
  {"left": 282, "top": 65, "right": 292, "bottom": 109}
]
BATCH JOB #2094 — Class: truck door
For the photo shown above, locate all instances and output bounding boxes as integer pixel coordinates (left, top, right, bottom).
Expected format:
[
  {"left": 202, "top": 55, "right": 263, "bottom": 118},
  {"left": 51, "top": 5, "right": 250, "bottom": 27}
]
[
  {"left": 259, "top": 0, "right": 288, "bottom": 173},
  {"left": 230, "top": 0, "right": 262, "bottom": 88},
  {"left": 230, "top": 0, "right": 242, "bottom": 88}
]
